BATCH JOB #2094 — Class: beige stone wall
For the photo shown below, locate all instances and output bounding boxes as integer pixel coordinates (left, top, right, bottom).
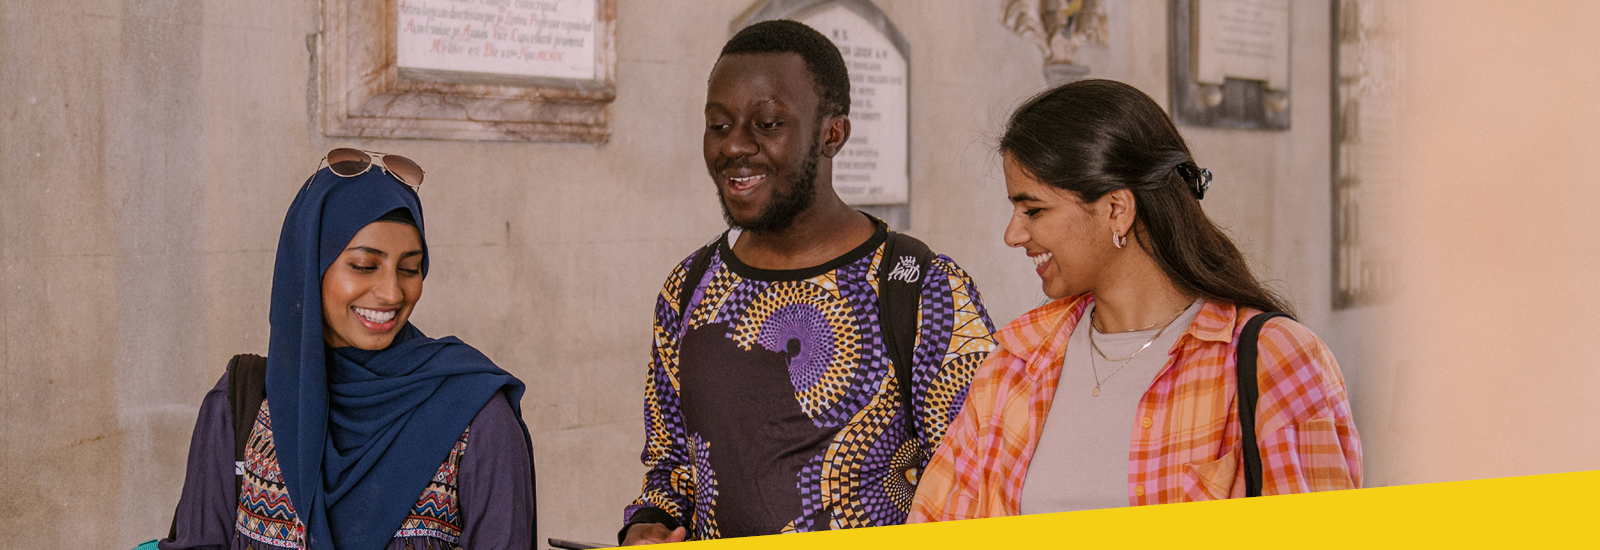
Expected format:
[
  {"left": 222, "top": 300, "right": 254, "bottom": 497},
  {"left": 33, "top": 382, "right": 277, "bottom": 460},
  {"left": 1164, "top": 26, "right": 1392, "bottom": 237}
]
[{"left": 2, "top": 0, "right": 1387, "bottom": 547}]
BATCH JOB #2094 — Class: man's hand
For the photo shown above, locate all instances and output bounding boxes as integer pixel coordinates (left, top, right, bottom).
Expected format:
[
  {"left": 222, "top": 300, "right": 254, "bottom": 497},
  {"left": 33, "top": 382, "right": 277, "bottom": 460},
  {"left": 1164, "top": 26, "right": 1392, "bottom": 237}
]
[{"left": 622, "top": 523, "right": 687, "bottom": 545}]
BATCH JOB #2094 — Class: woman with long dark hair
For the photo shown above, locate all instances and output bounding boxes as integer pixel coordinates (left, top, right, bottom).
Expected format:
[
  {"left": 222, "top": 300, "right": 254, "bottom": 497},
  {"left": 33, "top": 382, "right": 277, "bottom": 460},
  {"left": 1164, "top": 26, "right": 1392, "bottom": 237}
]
[
  {"left": 910, "top": 80, "right": 1360, "bottom": 520},
  {"left": 157, "top": 151, "right": 536, "bottom": 550}
]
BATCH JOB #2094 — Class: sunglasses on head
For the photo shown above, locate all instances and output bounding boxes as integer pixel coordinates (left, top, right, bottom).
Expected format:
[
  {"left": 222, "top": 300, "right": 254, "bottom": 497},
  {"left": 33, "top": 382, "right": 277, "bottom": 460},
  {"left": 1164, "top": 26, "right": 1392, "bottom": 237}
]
[{"left": 319, "top": 148, "right": 425, "bottom": 189}]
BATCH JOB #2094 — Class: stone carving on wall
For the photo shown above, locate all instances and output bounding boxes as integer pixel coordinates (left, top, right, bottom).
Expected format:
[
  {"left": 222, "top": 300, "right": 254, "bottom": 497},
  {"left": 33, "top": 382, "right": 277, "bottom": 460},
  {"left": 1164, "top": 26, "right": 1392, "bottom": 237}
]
[
  {"left": 1002, "top": 0, "right": 1109, "bottom": 85},
  {"left": 320, "top": 0, "right": 617, "bottom": 142},
  {"left": 1332, "top": 0, "right": 1404, "bottom": 308}
]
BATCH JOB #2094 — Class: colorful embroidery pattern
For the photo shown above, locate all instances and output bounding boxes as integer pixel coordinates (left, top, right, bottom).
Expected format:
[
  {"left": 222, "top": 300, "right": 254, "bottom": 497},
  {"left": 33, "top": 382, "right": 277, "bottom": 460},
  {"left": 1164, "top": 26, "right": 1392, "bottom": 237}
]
[
  {"left": 236, "top": 401, "right": 305, "bottom": 549},
  {"left": 395, "top": 429, "right": 470, "bottom": 543},
  {"left": 234, "top": 400, "right": 470, "bottom": 549}
]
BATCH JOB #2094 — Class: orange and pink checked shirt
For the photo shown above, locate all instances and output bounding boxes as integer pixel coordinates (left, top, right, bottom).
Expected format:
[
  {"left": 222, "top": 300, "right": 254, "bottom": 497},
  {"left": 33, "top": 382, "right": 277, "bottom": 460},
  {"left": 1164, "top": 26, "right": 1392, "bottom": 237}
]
[{"left": 909, "top": 295, "right": 1361, "bottom": 521}]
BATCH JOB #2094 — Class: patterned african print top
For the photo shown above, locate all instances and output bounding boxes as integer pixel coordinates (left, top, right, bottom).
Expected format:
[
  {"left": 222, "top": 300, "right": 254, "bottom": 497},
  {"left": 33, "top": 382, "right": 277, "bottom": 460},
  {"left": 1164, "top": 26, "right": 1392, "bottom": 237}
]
[
  {"left": 161, "top": 372, "right": 535, "bottom": 550},
  {"left": 624, "top": 225, "right": 997, "bottom": 540},
  {"left": 909, "top": 296, "right": 1362, "bottom": 523}
]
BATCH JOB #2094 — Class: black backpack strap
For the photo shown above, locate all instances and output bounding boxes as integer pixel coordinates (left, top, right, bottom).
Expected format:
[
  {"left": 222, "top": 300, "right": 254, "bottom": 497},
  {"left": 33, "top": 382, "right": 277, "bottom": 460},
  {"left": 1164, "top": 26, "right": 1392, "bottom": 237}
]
[
  {"left": 1236, "top": 312, "right": 1292, "bottom": 498},
  {"left": 674, "top": 236, "right": 723, "bottom": 331},
  {"left": 876, "top": 232, "right": 937, "bottom": 441},
  {"left": 172, "top": 354, "right": 267, "bottom": 541},
  {"left": 228, "top": 354, "right": 268, "bottom": 478}
]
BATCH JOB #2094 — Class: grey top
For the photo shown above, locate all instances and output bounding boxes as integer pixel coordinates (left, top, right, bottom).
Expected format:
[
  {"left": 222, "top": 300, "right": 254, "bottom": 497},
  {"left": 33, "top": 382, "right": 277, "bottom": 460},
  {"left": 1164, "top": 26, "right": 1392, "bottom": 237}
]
[{"left": 1019, "top": 298, "right": 1204, "bottom": 515}]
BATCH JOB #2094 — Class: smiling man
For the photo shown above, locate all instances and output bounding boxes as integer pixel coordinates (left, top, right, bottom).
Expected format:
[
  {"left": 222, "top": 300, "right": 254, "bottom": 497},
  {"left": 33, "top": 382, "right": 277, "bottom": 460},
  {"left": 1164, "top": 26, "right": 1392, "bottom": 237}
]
[{"left": 618, "top": 20, "right": 997, "bottom": 544}]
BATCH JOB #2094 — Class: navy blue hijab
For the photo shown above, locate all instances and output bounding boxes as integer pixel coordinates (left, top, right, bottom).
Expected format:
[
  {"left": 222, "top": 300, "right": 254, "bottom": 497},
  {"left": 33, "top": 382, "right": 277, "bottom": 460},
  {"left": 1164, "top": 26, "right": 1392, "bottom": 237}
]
[{"left": 265, "top": 167, "right": 528, "bottom": 550}]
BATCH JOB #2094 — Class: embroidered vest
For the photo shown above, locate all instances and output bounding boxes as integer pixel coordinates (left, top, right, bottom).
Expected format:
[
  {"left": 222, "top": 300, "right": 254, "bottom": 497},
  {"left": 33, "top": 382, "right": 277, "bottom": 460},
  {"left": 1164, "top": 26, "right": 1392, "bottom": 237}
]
[{"left": 234, "top": 400, "right": 470, "bottom": 549}]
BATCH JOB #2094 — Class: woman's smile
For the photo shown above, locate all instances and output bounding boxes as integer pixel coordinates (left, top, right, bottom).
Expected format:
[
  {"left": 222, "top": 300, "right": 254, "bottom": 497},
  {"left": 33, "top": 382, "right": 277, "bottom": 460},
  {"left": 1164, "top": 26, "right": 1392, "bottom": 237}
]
[
  {"left": 322, "top": 220, "right": 425, "bottom": 350},
  {"left": 1030, "top": 251, "right": 1054, "bottom": 276},
  {"left": 352, "top": 306, "right": 399, "bottom": 332}
]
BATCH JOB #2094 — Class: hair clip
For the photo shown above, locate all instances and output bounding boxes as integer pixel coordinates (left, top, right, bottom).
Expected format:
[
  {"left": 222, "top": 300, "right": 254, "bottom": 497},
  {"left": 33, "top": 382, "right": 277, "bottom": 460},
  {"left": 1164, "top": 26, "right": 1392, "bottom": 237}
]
[{"left": 1176, "top": 162, "right": 1212, "bottom": 200}]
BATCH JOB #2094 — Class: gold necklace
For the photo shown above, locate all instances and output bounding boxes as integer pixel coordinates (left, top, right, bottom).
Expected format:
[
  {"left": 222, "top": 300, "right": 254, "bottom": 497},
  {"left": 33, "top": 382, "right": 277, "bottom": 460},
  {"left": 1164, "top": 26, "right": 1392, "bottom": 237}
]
[
  {"left": 1091, "top": 306, "right": 1186, "bottom": 334},
  {"left": 1087, "top": 304, "right": 1188, "bottom": 397}
]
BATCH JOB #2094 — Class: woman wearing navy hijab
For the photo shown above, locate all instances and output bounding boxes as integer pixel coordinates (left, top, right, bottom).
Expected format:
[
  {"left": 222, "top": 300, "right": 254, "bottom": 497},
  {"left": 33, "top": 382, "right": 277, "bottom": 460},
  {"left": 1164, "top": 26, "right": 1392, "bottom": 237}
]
[{"left": 160, "top": 152, "right": 536, "bottom": 550}]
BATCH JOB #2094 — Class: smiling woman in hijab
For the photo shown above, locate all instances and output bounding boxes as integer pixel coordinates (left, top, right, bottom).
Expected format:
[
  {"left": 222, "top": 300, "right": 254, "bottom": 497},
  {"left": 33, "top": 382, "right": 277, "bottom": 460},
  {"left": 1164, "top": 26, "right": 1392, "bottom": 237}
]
[{"left": 158, "top": 152, "right": 536, "bottom": 550}]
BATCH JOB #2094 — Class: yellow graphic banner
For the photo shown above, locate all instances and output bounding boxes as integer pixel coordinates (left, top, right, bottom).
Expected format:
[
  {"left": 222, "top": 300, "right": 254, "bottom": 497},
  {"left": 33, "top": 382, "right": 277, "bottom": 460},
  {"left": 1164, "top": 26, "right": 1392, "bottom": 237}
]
[{"left": 681, "top": 469, "right": 1599, "bottom": 548}]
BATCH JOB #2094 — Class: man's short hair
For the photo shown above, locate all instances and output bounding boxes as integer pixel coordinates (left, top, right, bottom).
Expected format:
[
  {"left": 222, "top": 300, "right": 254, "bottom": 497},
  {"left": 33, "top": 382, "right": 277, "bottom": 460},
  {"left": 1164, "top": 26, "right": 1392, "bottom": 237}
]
[{"left": 720, "top": 20, "right": 851, "bottom": 119}]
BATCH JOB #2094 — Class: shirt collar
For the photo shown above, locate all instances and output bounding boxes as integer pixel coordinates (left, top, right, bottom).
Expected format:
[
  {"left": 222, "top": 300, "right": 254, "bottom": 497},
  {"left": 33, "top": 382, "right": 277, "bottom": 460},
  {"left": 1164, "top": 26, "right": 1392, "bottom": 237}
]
[
  {"left": 995, "top": 295, "right": 1242, "bottom": 375},
  {"left": 1184, "top": 299, "right": 1240, "bottom": 344},
  {"left": 993, "top": 294, "right": 1087, "bottom": 378}
]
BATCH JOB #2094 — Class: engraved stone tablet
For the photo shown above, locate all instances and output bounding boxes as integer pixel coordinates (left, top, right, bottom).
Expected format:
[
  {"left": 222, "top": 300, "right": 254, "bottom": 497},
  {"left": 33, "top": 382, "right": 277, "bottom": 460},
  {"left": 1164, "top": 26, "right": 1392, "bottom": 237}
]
[
  {"left": 322, "top": 0, "right": 616, "bottom": 143},
  {"left": 799, "top": 4, "right": 909, "bottom": 205},
  {"left": 396, "top": 0, "right": 598, "bottom": 81},
  {"left": 1194, "top": 0, "right": 1290, "bottom": 89},
  {"left": 1169, "top": 0, "right": 1290, "bottom": 130}
]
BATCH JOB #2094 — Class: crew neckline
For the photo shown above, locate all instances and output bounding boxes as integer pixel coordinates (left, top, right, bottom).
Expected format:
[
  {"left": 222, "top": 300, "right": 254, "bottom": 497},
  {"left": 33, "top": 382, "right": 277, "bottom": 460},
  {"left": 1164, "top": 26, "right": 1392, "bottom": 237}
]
[{"left": 717, "top": 215, "right": 889, "bottom": 282}]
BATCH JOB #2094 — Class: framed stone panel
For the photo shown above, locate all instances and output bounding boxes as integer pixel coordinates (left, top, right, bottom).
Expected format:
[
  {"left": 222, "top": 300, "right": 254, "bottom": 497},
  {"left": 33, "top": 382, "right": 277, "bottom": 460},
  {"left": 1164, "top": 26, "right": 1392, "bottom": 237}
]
[
  {"left": 321, "top": 0, "right": 616, "bottom": 142},
  {"left": 1169, "top": 0, "right": 1291, "bottom": 130}
]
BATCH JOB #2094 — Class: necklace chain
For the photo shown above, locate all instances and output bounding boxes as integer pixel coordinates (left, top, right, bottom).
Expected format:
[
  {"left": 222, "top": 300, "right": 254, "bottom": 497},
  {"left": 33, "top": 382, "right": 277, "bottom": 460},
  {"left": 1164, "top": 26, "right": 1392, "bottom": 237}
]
[
  {"left": 1087, "top": 303, "right": 1189, "bottom": 397},
  {"left": 1091, "top": 305, "right": 1186, "bottom": 334}
]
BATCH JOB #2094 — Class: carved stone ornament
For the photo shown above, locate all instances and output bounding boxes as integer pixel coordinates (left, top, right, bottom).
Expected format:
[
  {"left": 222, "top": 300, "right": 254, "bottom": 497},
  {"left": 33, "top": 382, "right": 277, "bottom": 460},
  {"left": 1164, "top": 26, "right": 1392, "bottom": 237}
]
[
  {"left": 1002, "top": 0, "right": 1109, "bottom": 67},
  {"left": 320, "top": 0, "right": 617, "bottom": 143},
  {"left": 1332, "top": 0, "right": 1404, "bottom": 308}
]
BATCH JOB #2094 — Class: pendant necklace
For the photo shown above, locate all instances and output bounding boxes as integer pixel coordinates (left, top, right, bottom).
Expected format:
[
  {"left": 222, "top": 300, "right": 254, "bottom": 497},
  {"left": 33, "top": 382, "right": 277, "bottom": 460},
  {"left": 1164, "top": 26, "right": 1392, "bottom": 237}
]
[{"left": 1087, "top": 304, "right": 1187, "bottom": 397}]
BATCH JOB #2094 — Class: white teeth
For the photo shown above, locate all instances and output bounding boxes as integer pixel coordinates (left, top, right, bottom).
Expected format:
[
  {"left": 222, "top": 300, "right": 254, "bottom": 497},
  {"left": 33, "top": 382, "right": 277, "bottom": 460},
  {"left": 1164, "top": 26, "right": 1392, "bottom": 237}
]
[
  {"left": 354, "top": 307, "right": 395, "bottom": 323},
  {"left": 1031, "top": 252, "right": 1053, "bottom": 267},
  {"left": 730, "top": 175, "right": 763, "bottom": 183}
]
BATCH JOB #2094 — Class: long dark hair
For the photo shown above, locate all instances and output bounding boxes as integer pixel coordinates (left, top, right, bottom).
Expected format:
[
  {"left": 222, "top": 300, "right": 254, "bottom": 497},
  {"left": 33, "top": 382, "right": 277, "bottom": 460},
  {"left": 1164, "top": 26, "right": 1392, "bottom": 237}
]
[{"left": 1000, "top": 79, "right": 1294, "bottom": 316}]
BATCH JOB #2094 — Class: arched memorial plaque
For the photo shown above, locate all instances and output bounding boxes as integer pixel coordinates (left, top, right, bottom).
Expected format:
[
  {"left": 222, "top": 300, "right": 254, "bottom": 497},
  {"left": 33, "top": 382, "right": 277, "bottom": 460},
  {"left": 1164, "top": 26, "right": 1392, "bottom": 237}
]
[{"left": 736, "top": 0, "right": 911, "bottom": 226}]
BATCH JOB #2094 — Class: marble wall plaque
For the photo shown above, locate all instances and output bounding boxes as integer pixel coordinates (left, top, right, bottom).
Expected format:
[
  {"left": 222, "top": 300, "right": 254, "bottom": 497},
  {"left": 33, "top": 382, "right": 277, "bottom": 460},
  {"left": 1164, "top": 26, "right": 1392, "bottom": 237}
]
[
  {"left": 801, "top": 4, "right": 909, "bottom": 205},
  {"left": 1194, "top": 0, "right": 1290, "bottom": 88},
  {"left": 321, "top": 0, "right": 616, "bottom": 142},
  {"left": 396, "top": 0, "right": 598, "bottom": 81},
  {"left": 1169, "top": 0, "right": 1290, "bottom": 130}
]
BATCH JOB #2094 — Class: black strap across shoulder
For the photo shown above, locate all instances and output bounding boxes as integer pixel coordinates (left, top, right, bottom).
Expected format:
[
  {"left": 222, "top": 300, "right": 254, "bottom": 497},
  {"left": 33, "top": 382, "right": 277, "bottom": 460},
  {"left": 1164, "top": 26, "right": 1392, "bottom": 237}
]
[
  {"left": 1236, "top": 312, "right": 1291, "bottom": 498},
  {"left": 672, "top": 231, "right": 934, "bottom": 440},
  {"left": 876, "top": 232, "right": 936, "bottom": 439},
  {"left": 168, "top": 353, "right": 268, "bottom": 542},
  {"left": 228, "top": 353, "right": 269, "bottom": 467},
  {"left": 674, "top": 237, "right": 722, "bottom": 325}
]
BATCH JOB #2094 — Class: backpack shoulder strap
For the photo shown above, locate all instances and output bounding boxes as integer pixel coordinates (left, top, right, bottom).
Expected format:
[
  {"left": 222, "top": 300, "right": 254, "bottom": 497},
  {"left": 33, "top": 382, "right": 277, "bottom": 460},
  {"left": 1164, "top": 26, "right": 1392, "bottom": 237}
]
[
  {"left": 674, "top": 237, "right": 723, "bottom": 329},
  {"left": 876, "top": 232, "right": 937, "bottom": 440},
  {"left": 169, "top": 353, "right": 267, "bottom": 542},
  {"left": 228, "top": 354, "right": 268, "bottom": 472},
  {"left": 1236, "top": 311, "right": 1292, "bottom": 498}
]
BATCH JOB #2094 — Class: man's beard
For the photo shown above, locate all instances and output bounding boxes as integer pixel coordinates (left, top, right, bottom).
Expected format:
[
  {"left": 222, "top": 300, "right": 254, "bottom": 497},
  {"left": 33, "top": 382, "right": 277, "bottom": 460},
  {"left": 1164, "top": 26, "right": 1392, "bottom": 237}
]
[{"left": 717, "top": 136, "right": 821, "bottom": 234}]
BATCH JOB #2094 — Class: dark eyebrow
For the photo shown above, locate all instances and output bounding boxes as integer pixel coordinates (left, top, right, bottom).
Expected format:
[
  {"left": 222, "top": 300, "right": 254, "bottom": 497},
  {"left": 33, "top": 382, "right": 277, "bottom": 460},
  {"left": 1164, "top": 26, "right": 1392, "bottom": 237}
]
[
  {"left": 344, "top": 247, "right": 424, "bottom": 259},
  {"left": 1009, "top": 192, "right": 1043, "bottom": 204},
  {"left": 705, "top": 98, "right": 780, "bottom": 112},
  {"left": 346, "top": 245, "right": 388, "bottom": 257}
]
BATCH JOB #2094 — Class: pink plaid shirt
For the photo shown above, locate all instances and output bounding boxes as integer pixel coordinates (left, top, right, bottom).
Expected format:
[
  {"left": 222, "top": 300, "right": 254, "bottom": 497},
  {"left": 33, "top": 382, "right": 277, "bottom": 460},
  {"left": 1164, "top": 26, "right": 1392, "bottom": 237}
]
[{"left": 910, "top": 295, "right": 1361, "bottom": 521}]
